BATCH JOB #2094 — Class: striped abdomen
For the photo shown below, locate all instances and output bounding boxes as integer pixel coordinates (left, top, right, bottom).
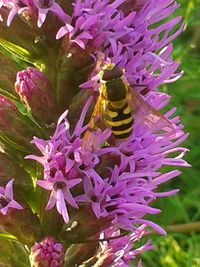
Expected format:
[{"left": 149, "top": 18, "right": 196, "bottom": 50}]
[{"left": 106, "top": 100, "right": 133, "bottom": 140}]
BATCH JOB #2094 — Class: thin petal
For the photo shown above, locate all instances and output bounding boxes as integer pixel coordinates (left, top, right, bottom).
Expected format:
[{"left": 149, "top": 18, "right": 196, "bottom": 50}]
[
  {"left": 1, "top": 206, "right": 8, "bottom": 215},
  {"left": 56, "top": 189, "right": 69, "bottom": 223},
  {"left": 37, "top": 180, "right": 53, "bottom": 190},
  {"left": 136, "top": 219, "right": 167, "bottom": 235},
  {"left": 10, "top": 200, "right": 23, "bottom": 210},
  {"left": 5, "top": 179, "right": 14, "bottom": 199},
  {"left": 46, "top": 190, "right": 57, "bottom": 210},
  {"left": 37, "top": 8, "right": 48, "bottom": 28},
  {"left": 7, "top": 6, "right": 19, "bottom": 26},
  {"left": 63, "top": 187, "right": 78, "bottom": 208},
  {"left": 92, "top": 201, "right": 101, "bottom": 218}
]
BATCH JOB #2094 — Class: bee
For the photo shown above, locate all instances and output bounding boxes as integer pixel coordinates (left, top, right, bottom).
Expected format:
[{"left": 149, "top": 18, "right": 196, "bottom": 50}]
[{"left": 82, "top": 60, "right": 174, "bottom": 149}]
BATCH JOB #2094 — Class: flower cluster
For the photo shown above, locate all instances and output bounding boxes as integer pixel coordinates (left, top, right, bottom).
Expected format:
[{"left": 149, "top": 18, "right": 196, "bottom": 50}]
[
  {"left": 97, "top": 225, "right": 154, "bottom": 267},
  {"left": 30, "top": 236, "right": 64, "bottom": 267},
  {"left": 28, "top": 92, "right": 189, "bottom": 234},
  {"left": 0, "top": 0, "right": 189, "bottom": 266}
]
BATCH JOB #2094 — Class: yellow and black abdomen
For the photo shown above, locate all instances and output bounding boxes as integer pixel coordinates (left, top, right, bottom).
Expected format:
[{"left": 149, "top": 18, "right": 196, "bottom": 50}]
[{"left": 106, "top": 101, "right": 133, "bottom": 140}]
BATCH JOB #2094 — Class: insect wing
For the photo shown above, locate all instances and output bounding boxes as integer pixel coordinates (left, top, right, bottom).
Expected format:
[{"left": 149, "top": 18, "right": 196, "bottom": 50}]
[
  {"left": 128, "top": 87, "right": 175, "bottom": 134},
  {"left": 82, "top": 96, "right": 105, "bottom": 151}
]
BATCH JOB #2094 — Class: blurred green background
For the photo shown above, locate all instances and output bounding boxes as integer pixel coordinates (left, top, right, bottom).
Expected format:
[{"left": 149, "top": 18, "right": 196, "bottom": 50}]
[{"left": 132, "top": 1, "right": 200, "bottom": 266}]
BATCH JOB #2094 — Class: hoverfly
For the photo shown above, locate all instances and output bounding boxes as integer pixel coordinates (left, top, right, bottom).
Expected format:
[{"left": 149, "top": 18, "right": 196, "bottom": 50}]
[{"left": 82, "top": 59, "right": 174, "bottom": 149}]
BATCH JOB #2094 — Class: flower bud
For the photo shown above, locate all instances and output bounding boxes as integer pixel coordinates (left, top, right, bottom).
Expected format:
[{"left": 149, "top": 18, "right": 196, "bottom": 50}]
[
  {"left": 30, "top": 237, "right": 64, "bottom": 267},
  {"left": 15, "top": 67, "right": 56, "bottom": 125}
]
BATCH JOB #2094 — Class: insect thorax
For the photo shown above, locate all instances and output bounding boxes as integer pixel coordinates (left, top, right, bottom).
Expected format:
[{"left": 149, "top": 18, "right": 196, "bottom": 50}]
[
  {"left": 105, "top": 79, "right": 127, "bottom": 101},
  {"left": 99, "top": 63, "right": 128, "bottom": 102}
]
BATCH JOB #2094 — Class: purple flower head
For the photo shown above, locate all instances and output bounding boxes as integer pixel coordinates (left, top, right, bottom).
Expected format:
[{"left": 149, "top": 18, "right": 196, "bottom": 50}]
[
  {"left": 1, "top": 0, "right": 69, "bottom": 27},
  {"left": 56, "top": 0, "right": 130, "bottom": 49},
  {"left": 26, "top": 96, "right": 111, "bottom": 223},
  {"left": 74, "top": 0, "right": 184, "bottom": 93},
  {"left": 73, "top": 89, "right": 189, "bottom": 233},
  {"left": 0, "top": 179, "right": 23, "bottom": 215},
  {"left": 30, "top": 236, "right": 64, "bottom": 267},
  {"left": 28, "top": 89, "right": 189, "bottom": 233},
  {"left": 0, "top": 0, "right": 190, "bottom": 265},
  {"left": 95, "top": 225, "right": 154, "bottom": 267}
]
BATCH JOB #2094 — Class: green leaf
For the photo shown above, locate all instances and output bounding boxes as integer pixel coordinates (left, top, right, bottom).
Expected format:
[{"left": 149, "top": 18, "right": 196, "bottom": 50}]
[
  {"left": 0, "top": 238, "right": 30, "bottom": 267},
  {"left": 0, "top": 38, "right": 44, "bottom": 70},
  {"left": 0, "top": 232, "right": 19, "bottom": 243},
  {"left": 0, "top": 38, "right": 31, "bottom": 60}
]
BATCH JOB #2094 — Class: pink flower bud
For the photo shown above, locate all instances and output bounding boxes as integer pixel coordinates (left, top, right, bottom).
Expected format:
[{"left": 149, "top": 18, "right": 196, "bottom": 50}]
[
  {"left": 30, "top": 237, "right": 64, "bottom": 267},
  {"left": 15, "top": 67, "right": 56, "bottom": 125}
]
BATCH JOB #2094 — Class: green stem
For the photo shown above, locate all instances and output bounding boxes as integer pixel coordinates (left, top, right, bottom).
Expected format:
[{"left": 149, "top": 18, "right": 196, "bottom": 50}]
[{"left": 165, "top": 221, "right": 200, "bottom": 233}]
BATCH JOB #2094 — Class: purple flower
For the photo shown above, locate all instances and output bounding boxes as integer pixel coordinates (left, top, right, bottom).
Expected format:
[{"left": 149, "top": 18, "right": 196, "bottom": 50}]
[
  {"left": 0, "top": 179, "right": 23, "bottom": 215},
  {"left": 2, "top": 0, "right": 32, "bottom": 26},
  {"left": 32, "top": 0, "right": 70, "bottom": 28},
  {"left": 0, "top": 0, "right": 190, "bottom": 265},
  {"left": 23, "top": 0, "right": 189, "bottom": 250},
  {"left": 37, "top": 177, "right": 81, "bottom": 224},
  {"left": 56, "top": 0, "right": 128, "bottom": 49},
  {"left": 56, "top": 0, "right": 183, "bottom": 85},
  {"left": 26, "top": 97, "right": 110, "bottom": 223},
  {"left": 28, "top": 90, "right": 189, "bottom": 233},
  {"left": 71, "top": 0, "right": 184, "bottom": 93},
  {"left": 1, "top": 0, "right": 70, "bottom": 27},
  {"left": 91, "top": 225, "right": 154, "bottom": 267},
  {"left": 30, "top": 236, "right": 64, "bottom": 267}
]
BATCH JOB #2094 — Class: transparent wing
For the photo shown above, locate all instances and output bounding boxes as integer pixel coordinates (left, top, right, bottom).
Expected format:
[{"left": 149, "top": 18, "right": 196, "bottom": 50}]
[
  {"left": 127, "top": 86, "right": 175, "bottom": 134},
  {"left": 82, "top": 96, "right": 105, "bottom": 151}
]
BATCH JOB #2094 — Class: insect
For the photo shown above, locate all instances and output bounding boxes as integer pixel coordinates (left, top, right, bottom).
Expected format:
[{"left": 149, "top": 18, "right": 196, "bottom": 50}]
[{"left": 82, "top": 60, "right": 174, "bottom": 149}]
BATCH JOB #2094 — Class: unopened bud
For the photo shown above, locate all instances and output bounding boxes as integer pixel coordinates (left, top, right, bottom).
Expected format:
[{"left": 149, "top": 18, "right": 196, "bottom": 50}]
[
  {"left": 30, "top": 236, "right": 64, "bottom": 267},
  {"left": 15, "top": 67, "right": 56, "bottom": 125}
]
